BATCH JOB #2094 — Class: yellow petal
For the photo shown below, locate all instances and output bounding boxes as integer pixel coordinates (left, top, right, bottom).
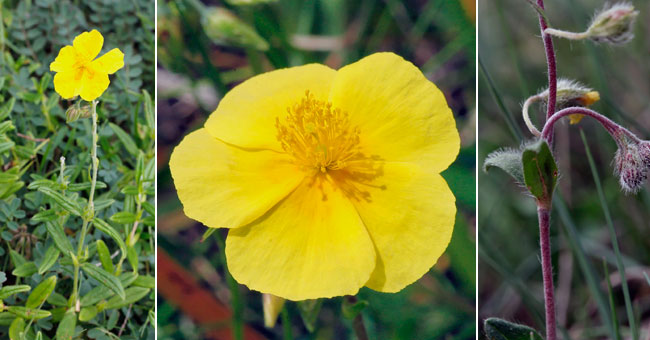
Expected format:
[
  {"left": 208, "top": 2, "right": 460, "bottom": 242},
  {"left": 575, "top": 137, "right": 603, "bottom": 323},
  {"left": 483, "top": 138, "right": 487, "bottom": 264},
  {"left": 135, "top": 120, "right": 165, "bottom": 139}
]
[
  {"left": 91, "top": 48, "right": 124, "bottom": 75},
  {"left": 79, "top": 70, "right": 109, "bottom": 101},
  {"left": 226, "top": 178, "right": 376, "bottom": 300},
  {"left": 73, "top": 30, "right": 104, "bottom": 62},
  {"left": 53, "top": 69, "right": 82, "bottom": 99},
  {"left": 169, "top": 128, "right": 303, "bottom": 229},
  {"left": 50, "top": 46, "right": 78, "bottom": 73},
  {"left": 332, "top": 162, "right": 456, "bottom": 292},
  {"left": 330, "top": 52, "right": 460, "bottom": 172},
  {"left": 205, "top": 64, "right": 336, "bottom": 151}
]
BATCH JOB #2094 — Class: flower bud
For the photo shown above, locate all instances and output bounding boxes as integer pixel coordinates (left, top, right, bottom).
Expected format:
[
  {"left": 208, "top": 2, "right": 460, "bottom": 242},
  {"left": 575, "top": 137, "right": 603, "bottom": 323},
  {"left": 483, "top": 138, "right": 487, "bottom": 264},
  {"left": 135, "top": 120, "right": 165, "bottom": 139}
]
[
  {"left": 262, "top": 293, "right": 285, "bottom": 328},
  {"left": 538, "top": 79, "right": 600, "bottom": 124},
  {"left": 614, "top": 141, "right": 650, "bottom": 194},
  {"left": 65, "top": 104, "right": 92, "bottom": 123},
  {"left": 586, "top": 3, "right": 638, "bottom": 45}
]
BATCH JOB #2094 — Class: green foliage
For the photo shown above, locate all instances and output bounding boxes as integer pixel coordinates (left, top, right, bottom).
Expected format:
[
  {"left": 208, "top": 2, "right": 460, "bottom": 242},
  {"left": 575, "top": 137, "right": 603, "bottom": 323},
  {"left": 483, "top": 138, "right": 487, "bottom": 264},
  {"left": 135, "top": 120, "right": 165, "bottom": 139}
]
[
  {"left": 521, "top": 139, "right": 558, "bottom": 205},
  {"left": 484, "top": 318, "right": 543, "bottom": 340},
  {"left": 0, "top": 0, "right": 154, "bottom": 339}
]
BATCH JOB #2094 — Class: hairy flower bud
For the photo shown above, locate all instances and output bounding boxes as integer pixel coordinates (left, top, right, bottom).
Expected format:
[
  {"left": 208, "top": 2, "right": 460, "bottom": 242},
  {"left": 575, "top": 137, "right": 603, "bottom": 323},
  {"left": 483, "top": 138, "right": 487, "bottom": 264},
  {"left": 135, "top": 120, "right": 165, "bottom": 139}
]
[
  {"left": 614, "top": 141, "right": 650, "bottom": 194},
  {"left": 65, "top": 104, "right": 92, "bottom": 123},
  {"left": 586, "top": 2, "right": 638, "bottom": 44},
  {"left": 539, "top": 79, "right": 600, "bottom": 124}
]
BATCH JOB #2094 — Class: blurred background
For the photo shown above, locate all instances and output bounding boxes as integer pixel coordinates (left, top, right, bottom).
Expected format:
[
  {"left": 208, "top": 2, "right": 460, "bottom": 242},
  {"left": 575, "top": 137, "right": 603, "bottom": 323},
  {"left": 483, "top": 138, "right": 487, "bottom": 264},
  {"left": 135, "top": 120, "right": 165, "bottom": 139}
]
[
  {"left": 156, "top": 0, "right": 476, "bottom": 339},
  {"left": 479, "top": 0, "right": 650, "bottom": 339}
]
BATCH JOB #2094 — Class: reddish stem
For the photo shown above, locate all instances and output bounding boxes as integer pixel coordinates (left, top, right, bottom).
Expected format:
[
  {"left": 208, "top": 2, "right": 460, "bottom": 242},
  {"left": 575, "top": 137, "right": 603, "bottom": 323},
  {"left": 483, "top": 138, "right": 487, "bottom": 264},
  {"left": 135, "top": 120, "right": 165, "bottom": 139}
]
[
  {"left": 536, "top": 0, "right": 558, "bottom": 143},
  {"left": 538, "top": 206, "right": 557, "bottom": 340},
  {"left": 540, "top": 107, "right": 639, "bottom": 144}
]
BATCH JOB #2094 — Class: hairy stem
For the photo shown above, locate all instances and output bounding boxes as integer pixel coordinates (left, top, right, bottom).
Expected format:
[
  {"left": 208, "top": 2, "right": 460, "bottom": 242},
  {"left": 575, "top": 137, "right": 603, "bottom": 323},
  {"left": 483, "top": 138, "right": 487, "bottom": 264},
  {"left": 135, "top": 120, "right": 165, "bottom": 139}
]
[
  {"left": 540, "top": 107, "right": 640, "bottom": 143},
  {"left": 536, "top": 0, "right": 558, "bottom": 143},
  {"left": 71, "top": 100, "right": 100, "bottom": 307},
  {"left": 544, "top": 28, "right": 589, "bottom": 40},
  {"left": 538, "top": 206, "right": 557, "bottom": 340}
]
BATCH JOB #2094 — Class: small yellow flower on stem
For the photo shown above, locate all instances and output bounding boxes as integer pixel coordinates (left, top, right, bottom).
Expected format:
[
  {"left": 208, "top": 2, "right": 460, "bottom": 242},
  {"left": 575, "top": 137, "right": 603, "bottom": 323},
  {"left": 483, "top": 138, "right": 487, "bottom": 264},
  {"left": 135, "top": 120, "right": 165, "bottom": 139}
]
[
  {"left": 50, "top": 30, "right": 124, "bottom": 101},
  {"left": 170, "top": 53, "right": 460, "bottom": 300}
]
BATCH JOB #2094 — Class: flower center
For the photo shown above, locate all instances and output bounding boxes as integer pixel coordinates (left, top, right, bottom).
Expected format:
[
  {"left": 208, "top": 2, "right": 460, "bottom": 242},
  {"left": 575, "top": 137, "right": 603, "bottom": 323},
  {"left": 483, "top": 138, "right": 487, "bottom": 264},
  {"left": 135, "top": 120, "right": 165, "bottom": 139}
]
[{"left": 276, "top": 91, "right": 363, "bottom": 173}]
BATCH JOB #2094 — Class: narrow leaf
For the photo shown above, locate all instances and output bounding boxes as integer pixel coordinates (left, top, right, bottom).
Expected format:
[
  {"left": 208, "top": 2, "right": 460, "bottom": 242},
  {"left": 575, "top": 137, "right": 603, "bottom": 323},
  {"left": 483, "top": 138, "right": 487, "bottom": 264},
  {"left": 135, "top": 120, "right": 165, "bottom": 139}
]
[
  {"left": 26, "top": 276, "right": 57, "bottom": 308},
  {"left": 44, "top": 222, "right": 75, "bottom": 255},
  {"left": 0, "top": 285, "right": 31, "bottom": 300},
  {"left": 38, "top": 246, "right": 60, "bottom": 274},
  {"left": 484, "top": 318, "right": 544, "bottom": 340},
  {"left": 38, "top": 187, "right": 82, "bottom": 216},
  {"left": 81, "top": 263, "right": 125, "bottom": 300}
]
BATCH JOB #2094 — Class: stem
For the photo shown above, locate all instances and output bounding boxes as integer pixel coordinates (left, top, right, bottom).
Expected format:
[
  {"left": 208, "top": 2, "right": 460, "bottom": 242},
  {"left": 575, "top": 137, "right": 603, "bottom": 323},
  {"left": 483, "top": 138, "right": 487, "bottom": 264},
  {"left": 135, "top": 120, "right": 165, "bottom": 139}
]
[
  {"left": 523, "top": 94, "right": 543, "bottom": 136},
  {"left": 540, "top": 107, "right": 640, "bottom": 143},
  {"left": 544, "top": 28, "right": 589, "bottom": 40},
  {"left": 71, "top": 100, "right": 100, "bottom": 307},
  {"left": 346, "top": 296, "right": 369, "bottom": 340},
  {"left": 536, "top": 0, "right": 558, "bottom": 143},
  {"left": 538, "top": 206, "right": 557, "bottom": 340}
]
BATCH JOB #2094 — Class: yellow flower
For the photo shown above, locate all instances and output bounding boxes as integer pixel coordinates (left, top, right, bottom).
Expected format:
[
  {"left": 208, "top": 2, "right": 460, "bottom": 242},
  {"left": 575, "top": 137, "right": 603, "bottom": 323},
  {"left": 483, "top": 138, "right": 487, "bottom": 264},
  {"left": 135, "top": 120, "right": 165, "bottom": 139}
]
[
  {"left": 170, "top": 53, "right": 460, "bottom": 300},
  {"left": 50, "top": 30, "right": 124, "bottom": 101}
]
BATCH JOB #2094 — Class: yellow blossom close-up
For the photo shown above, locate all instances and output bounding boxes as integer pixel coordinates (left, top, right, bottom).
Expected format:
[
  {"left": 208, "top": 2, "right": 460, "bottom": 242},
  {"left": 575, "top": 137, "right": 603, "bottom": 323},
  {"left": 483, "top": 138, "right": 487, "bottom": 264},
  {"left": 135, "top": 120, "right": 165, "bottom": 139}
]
[
  {"left": 50, "top": 29, "right": 124, "bottom": 102},
  {"left": 169, "top": 52, "right": 460, "bottom": 301}
]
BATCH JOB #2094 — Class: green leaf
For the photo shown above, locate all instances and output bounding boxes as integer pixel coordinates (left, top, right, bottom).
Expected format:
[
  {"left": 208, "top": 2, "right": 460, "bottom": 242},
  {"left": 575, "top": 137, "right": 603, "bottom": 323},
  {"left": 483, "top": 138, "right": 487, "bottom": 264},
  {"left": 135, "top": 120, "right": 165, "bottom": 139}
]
[
  {"left": 0, "top": 120, "right": 14, "bottom": 135},
  {"left": 484, "top": 148, "right": 524, "bottom": 184},
  {"left": 109, "top": 122, "right": 139, "bottom": 156},
  {"left": 110, "top": 211, "right": 136, "bottom": 224},
  {"left": 0, "top": 285, "right": 31, "bottom": 300},
  {"left": 67, "top": 181, "right": 107, "bottom": 191},
  {"left": 143, "top": 90, "right": 154, "bottom": 131},
  {"left": 522, "top": 139, "right": 558, "bottom": 204},
  {"left": 0, "top": 172, "right": 19, "bottom": 183},
  {"left": 38, "top": 187, "right": 82, "bottom": 216},
  {"left": 341, "top": 297, "right": 368, "bottom": 320},
  {"left": 8, "top": 317, "right": 24, "bottom": 340},
  {"left": 38, "top": 246, "right": 60, "bottom": 274},
  {"left": 26, "top": 275, "right": 57, "bottom": 308},
  {"left": 9, "top": 250, "right": 26, "bottom": 267},
  {"left": 6, "top": 306, "right": 51, "bottom": 320},
  {"left": 96, "top": 240, "right": 114, "bottom": 273},
  {"left": 297, "top": 299, "right": 322, "bottom": 333},
  {"left": 80, "top": 272, "right": 138, "bottom": 307},
  {"left": 12, "top": 262, "right": 37, "bottom": 277},
  {"left": 0, "top": 312, "right": 15, "bottom": 326},
  {"left": 132, "top": 275, "right": 154, "bottom": 289},
  {"left": 484, "top": 318, "right": 544, "bottom": 340},
  {"left": 201, "top": 228, "right": 217, "bottom": 242},
  {"left": 0, "top": 98, "right": 15, "bottom": 121},
  {"left": 121, "top": 185, "right": 139, "bottom": 195},
  {"left": 44, "top": 221, "right": 75, "bottom": 255},
  {"left": 92, "top": 218, "right": 127, "bottom": 262},
  {"left": 55, "top": 309, "right": 76, "bottom": 340},
  {"left": 81, "top": 263, "right": 125, "bottom": 300},
  {"left": 47, "top": 292, "right": 68, "bottom": 307},
  {"left": 127, "top": 245, "right": 138, "bottom": 271},
  {"left": 31, "top": 209, "right": 58, "bottom": 222},
  {"left": 79, "top": 306, "right": 98, "bottom": 322},
  {"left": 103, "top": 287, "right": 150, "bottom": 309}
]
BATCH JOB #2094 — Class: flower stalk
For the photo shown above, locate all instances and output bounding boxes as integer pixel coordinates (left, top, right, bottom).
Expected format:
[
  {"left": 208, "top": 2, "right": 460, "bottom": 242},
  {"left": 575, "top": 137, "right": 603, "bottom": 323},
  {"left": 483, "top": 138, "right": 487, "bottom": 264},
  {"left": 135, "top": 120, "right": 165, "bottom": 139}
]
[{"left": 71, "top": 100, "right": 100, "bottom": 308}]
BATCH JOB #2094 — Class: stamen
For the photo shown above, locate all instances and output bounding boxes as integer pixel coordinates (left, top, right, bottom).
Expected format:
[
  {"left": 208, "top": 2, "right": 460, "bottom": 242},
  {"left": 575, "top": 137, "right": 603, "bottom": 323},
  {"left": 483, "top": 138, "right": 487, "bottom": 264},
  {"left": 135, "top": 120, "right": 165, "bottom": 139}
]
[{"left": 276, "top": 91, "right": 363, "bottom": 173}]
